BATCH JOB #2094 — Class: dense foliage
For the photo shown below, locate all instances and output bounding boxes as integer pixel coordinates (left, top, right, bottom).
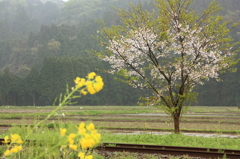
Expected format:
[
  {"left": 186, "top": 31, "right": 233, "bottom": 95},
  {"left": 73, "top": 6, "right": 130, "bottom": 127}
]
[{"left": 0, "top": 0, "right": 239, "bottom": 106}]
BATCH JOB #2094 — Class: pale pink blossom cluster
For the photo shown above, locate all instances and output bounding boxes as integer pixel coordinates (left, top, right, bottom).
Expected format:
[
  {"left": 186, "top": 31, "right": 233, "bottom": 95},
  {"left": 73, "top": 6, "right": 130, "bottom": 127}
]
[{"left": 100, "top": 23, "right": 233, "bottom": 95}]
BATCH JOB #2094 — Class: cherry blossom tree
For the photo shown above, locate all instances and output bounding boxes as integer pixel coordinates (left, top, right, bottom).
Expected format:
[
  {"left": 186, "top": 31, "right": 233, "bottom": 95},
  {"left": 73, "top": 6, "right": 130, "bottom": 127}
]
[{"left": 96, "top": 0, "right": 239, "bottom": 133}]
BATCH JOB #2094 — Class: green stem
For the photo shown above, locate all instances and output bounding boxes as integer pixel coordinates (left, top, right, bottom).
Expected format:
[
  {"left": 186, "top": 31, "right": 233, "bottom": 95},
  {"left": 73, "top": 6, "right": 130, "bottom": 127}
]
[
  {"left": 23, "top": 87, "right": 79, "bottom": 141},
  {"left": 33, "top": 139, "right": 68, "bottom": 159}
]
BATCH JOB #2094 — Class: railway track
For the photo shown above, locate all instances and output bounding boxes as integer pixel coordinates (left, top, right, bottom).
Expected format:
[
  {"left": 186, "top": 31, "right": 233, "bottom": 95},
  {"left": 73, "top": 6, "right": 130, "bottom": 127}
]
[
  {"left": 97, "top": 143, "right": 240, "bottom": 159},
  {"left": 1, "top": 138, "right": 240, "bottom": 158}
]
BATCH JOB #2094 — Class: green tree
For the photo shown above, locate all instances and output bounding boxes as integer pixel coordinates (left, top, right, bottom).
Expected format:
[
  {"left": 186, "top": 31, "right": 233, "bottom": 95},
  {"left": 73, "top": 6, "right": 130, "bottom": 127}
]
[
  {"left": 96, "top": 0, "right": 239, "bottom": 133},
  {"left": 25, "top": 66, "right": 39, "bottom": 106},
  {"left": 0, "top": 67, "right": 14, "bottom": 105},
  {"left": 39, "top": 57, "right": 56, "bottom": 105},
  {"left": 47, "top": 39, "right": 61, "bottom": 56}
]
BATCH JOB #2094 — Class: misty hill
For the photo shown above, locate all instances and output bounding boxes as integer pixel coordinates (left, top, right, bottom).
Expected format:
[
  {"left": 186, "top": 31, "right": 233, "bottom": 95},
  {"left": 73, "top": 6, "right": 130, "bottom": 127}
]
[
  {"left": 0, "top": 0, "right": 239, "bottom": 106},
  {"left": 0, "top": 0, "right": 151, "bottom": 33},
  {"left": 0, "top": 0, "right": 239, "bottom": 34}
]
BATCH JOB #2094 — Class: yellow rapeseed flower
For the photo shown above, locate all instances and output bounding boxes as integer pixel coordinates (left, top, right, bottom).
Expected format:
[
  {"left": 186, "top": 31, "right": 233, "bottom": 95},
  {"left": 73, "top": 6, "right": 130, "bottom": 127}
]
[
  {"left": 10, "top": 134, "right": 23, "bottom": 144},
  {"left": 16, "top": 146, "right": 22, "bottom": 151},
  {"left": 10, "top": 147, "right": 19, "bottom": 153},
  {"left": 68, "top": 138, "right": 74, "bottom": 145},
  {"left": 74, "top": 77, "right": 81, "bottom": 84},
  {"left": 85, "top": 155, "right": 93, "bottom": 159},
  {"left": 80, "top": 89, "right": 88, "bottom": 95},
  {"left": 3, "top": 146, "right": 22, "bottom": 157},
  {"left": 60, "top": 128, "right": 67, "bottom": 136},
  {"left": 78, "top": 122, "right": 86, "bottom": 135},
  {"left": 77, "top": 78, "right": 86, "bottom": 88},
  {"left": 3, "top": 136, "right": 10, "bottom": 144},
  {"left": 87, "top": 72, "right": 96, "bottom": 79},
  {"left": 91, "top": 75, "right": 104, "bottom": 93},
  {"left": 86, "top": 123, "right": 95, "bottom": 131},
  {"left": 93, "top": 83, "right": 103, "bottom": 92},
  {"left": 68, "top": 133, "right": 76, "bottom": 144},
  {"left": 78, "top": 128, "right": 86, "bottom": 135},
  {"left": 80, "top": 134, "right": 96, "bottom": 149},
  {"left": 68, "top": 133, "right": 76, "bottom": 139},
  {"left": 87, "top": 85, "right": 96, "bottom": 94},
  {"left": 91, "top": 130, "right": 98, "bottom": 134},
  {"left": 16, "top": 139, "right": 23, "bottom": 144},
  {"left": 74, "top": 73, "right": 104, "bottom": 95},
  {"left": 3, "top": 149, "right": 11, "bottom": 156},
  {"left": 95, "top": 76, "right": 103, "bottom": 82},
  {"left": 78, "top": 152, "right": 85, "bottom": 159},
  {"left": 85, "top": 81, "right": 92, "bottom": 87},
  {"left": 10, "top": 134, "right": 22, "bottom": 143},
  {"left": 79, "top": 122, "right": 85, "bottom": 129},
  {"left": 69, "top": 144, "right": 78, "bottom": 151}
]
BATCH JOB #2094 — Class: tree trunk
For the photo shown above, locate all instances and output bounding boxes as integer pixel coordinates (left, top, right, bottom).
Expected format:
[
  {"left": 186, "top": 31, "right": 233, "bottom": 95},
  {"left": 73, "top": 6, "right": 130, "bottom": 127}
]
[
  {"left": 173, "top": 115, "right": 180, "bottom": 134},
  {"left": 33, "top": 91, "right": 35, "bottom": 106}
]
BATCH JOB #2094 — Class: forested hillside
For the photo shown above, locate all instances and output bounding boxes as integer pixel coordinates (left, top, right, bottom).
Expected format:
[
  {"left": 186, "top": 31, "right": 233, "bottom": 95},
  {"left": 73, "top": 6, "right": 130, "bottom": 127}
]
[{"left": 0, "top": 0, "right": 239, "bottom": 106}]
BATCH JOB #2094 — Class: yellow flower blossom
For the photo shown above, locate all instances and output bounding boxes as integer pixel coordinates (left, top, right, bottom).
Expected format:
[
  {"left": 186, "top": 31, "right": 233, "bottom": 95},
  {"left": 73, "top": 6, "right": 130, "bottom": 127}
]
[
  {"left": 78, "top": 122, "right": 86, "bottom": 134},
  {"left": 11, "top": 134, "right": 22, "bottom": 143},
  {"left": 87, "top": 85, "right": 96, "bottom": 94},
  {"left": 74, "top": 72, "right": 104, "bottom": 95},
  {"left": 11, "top": 147, "right": 19, "bottom": 153},
  {"left": 74, "top": 77, "right": 86, "bottom": 88},
  {"left": 91, "top": 130, "right": 98, "bottom": 134},
  {"left": 16, "top": 139, "right": 23, "bottom": 144},
  {"left": 68, "top": 138, "right": 74, "bottom": 145},
  {"left": 60, "top": 123, "right": 100, "bottom": 158},
  {"left": 93, "top": 83, "right": 103, "bottom": 92},
  {"left": 85, "top": 155, "right": 93, "bottom": 159},
  {"left": 16, "top": 146, "right": 22, "bottom": 151},
  {"left": 86, "top": 123, "right": 95, "bottom": 131},
  {"left": 80, "top": 89, "right": 88, "bottom": 95},
  {"left": 69, "top": 144, "right": 78, "bottom": 151},
  {"left": 87, "top": 72, "right": 96, "bottom": 79},
  {"left": 4, "top": 134, "right": 23, "bottom": 144},
  {"left": 3, "top": 146, "right": 22, "bottom": 157},
  {"left": 74, "top": 77, "right": 81, "bottom": 84},
  {"left": 77, "top": 78, "right": 86, "bottom": 88},
  {"left": 79, "top": 122, "right": 85, "bottom": 129},
  {"left": 60, "top": 128, "right": 67, "bottom": 136},
  {"left": 68, "top": 133, "right": 76, "bottom": 139},
  {"left": 78, "top": 152, "right": 85, "bottom": 159},
  {"left": 80, "top": 134, "right": 96, "bottom": 149},
  {"left": 78, "top": 128, "right": 86, "bottom": 135},
  {"left": 3, "top": 136, "right": 10, "bottom": 144},
  {"left": 85, "top": 81, "right": 92, "bottom": 87},
  {"left": 3, "top": 149, "right": 11, "bottom": 156},
  {"left": 95, "top": 76, "right": 103, "bottom": 82},
  {"left": 68, "top": 133, "right": 76, "bottom": 144}
]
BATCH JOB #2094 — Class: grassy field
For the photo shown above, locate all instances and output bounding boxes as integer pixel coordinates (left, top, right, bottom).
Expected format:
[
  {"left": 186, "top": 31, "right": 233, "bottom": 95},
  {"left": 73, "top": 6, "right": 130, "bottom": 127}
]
[
  {"left": 0, "top": 106, "right": 240, "bottom": 158},
  {"left": 0, "top": 105, "right": 239, "bottom": 133}
]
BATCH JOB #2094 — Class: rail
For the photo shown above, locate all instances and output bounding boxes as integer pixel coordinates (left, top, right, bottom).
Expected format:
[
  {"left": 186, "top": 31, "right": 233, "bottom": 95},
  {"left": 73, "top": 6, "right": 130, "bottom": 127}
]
[
  {"left": 97, "top": 143, "right": 240, "bottom": 159},
  {"left": 2, "top": 139, "right": 239, "bottom": 158}
]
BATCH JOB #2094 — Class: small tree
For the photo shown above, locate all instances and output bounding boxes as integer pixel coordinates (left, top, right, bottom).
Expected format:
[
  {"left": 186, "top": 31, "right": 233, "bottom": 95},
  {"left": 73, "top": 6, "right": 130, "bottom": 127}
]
[{"left": 96, "top": 0, "right": 239, "bottom": 133}]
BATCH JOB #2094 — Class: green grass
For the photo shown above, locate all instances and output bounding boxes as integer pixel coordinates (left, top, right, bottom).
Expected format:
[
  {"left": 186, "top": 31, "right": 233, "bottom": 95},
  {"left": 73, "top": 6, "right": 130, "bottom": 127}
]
[
  {"left": 187, "top": 106, "right": 240, "bottom": 113},
  {"left": 76, "top": 109, "right": 160, "bottom": 116},
  {"left": 101, "top": 132, "right": 240, "bottom": 150},
  {"left": 2, "top": 123, "right": 239, "bottom": 150},
  {"left": 97, "top": 126, "right": 240, "bottom": 134},
  {"left": 1, "top": 105, "right": 240, "bottom": 158},
  {"left": 1, "top": 122, "right": 239, "bottom": 158}
]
